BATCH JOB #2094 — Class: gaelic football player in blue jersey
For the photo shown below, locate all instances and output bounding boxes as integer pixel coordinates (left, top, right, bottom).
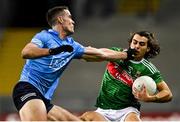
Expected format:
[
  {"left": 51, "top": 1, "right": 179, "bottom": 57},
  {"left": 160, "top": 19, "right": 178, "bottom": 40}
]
[{"left": 12, "top": 6, "right": 137, "bottom": 121}]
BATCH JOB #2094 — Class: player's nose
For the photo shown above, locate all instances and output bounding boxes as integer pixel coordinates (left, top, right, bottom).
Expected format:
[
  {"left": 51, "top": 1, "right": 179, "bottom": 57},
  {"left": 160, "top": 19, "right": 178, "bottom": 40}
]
[{"left": 72, "top": 20, "right": 75, "bottom": 25}]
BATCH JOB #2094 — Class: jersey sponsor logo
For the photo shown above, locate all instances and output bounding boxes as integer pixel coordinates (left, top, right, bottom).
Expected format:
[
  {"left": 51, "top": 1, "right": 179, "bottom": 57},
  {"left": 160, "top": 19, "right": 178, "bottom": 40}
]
[
  {"left": 107, "top": 62, "right": 133, "bottom": 86},
  {"left": 20, "top": 92, "right": 36, "bottom": 102},
  {"left": 49, "top": 56, "right": 69, "bottom": 69}
]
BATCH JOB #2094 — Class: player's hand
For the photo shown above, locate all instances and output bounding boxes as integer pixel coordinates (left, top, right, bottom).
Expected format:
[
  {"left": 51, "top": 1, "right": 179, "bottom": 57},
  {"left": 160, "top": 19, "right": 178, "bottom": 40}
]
[
  {"left": 124, "top": 48, "right": 137, "bottom": 60},
  {"left": 133, "top": 85, "right": 151, "bottom": 102},
  {"left": 49, "top": 45, "right": 73, "bottom": 55}
]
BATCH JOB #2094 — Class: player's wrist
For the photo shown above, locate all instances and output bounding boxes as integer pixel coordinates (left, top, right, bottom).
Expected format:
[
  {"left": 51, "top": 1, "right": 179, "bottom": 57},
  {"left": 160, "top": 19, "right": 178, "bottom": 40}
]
[
  {"left": 154, "top": 94, "right": 159, "bottom": 101},
  {"left": 49, "top": 48, "right": 58, "bottom": 55},
  {"left": 124, "top": 48, "right": 136, "bottom": 60},
  {"left": 49, "top": 48, "right": 54, "bottom": 55},
  {"left": 121, "top": 52, "right": 128, "bottom": 59}
]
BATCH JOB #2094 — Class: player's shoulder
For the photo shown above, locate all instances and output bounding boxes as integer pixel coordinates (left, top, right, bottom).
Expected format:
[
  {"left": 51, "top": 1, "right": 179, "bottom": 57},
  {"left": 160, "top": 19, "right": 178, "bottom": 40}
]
[
  {"left": 142, "top": 58, "right": 155, "bottom": 66},
  {"left": 141, "top": 58, "right": 159, "bottom": 74},
  {"left": 66, "top": 37, "right": 84, "bottom": 48},
  {"left": 34, "top": 29, "right": 51, "bottom": 40}
]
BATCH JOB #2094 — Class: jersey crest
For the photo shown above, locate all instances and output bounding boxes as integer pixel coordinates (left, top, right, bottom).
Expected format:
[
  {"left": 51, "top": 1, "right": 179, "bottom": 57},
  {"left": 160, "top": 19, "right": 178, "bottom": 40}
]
[{"left": 134, "top": 71, "right": 141, "bottom": 78}]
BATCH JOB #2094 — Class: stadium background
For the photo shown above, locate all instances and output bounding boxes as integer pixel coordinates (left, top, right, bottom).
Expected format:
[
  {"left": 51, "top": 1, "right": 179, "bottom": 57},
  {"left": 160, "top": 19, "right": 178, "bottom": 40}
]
[{"left": 0, "top": 0, "right": 180, "bottom": 121}]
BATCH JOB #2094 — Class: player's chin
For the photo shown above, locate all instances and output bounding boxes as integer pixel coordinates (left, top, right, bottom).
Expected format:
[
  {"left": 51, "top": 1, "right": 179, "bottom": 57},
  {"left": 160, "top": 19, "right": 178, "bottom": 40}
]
[
  {"left": 71, "top": 29, "right": 74, "bottom": 33},
  {"left": 67, "top": 30, "right": 74, "bottom": 36},
  {"left": 70, "top": 28, "right": 75, "bottom": 33},
  {"left": 134, "top": 53, "right": 142, "bottom": 58},
  {"left": 133, "top": 56, "right": 143, "bottom": 61}
]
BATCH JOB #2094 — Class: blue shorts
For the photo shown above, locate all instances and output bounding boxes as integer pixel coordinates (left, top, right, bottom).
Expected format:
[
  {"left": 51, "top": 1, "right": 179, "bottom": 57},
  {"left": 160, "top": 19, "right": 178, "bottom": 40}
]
[{"left": 12, "top": 81, "right": 53, "bottom": 113}]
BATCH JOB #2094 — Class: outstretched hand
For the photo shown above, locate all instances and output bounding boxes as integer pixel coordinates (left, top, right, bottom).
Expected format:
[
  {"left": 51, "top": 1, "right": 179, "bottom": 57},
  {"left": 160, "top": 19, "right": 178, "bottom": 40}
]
[
  {"left": 125, "top": 48, "right": 137, "bottom": 60},
  {"left": 49, "top": 45, "right": 74, "bottom": 55}
]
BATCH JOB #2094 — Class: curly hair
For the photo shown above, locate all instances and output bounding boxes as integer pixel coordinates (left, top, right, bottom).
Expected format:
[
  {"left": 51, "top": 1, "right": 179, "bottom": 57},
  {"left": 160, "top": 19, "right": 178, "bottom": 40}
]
[{"left": 128, "top": 31, "right": 160, "bottom": 59}]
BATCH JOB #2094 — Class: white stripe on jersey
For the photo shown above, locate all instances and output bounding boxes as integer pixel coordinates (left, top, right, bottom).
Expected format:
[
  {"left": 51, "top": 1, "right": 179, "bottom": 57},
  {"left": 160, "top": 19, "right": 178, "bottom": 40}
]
[
  {"left": 31, "top": 38, "right": 43, "bottom": 47},
  {"left": 142, "top": 60, "right": 158, "bottom": 74},
  {"left": 144, "top": 59, "right": 158, "bottom": 71}
]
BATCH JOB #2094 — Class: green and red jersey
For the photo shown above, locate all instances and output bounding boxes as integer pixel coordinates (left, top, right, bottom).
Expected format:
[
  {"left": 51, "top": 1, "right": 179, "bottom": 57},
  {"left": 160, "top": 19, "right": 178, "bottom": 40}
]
[{"left": 95, "top": 47, "right": 163, "bottom": 110}]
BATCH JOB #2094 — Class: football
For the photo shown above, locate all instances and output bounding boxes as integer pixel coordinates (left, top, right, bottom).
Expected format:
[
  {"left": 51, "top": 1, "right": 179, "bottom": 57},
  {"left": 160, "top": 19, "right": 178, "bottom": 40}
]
[{"left": 132, "top": 76, "right": 157, "bottom": 95}]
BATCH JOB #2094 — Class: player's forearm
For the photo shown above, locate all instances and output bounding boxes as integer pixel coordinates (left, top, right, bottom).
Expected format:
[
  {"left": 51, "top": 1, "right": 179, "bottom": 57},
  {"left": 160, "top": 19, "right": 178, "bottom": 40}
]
[
  {"left": 103, "top": 51, "right": 127, "bottom": 61},
  {"left": 150, "top": 90, "right": 172, "bottom": 103},
  {"left": 84, "top": 47, "right": 127, "bottom": 61}
]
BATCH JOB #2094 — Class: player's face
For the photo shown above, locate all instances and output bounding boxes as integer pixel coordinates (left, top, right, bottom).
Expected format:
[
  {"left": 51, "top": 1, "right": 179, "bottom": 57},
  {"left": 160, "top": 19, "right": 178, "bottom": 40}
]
[
  {"left": 61, "top": 10, "right": 75, "bottom": 36},
  {"left": 130, "top": 34, "right": 150, "bottom": 61}
]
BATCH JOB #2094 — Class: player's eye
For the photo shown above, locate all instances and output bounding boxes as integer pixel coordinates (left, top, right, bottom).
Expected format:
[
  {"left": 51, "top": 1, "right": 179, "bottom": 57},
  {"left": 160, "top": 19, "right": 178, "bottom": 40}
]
[
  {"left": 139, "top": 42, "right": 146, "bottom": 46},
  {"left": 132, "top": 40, "right": 137, "bottom": 44}
]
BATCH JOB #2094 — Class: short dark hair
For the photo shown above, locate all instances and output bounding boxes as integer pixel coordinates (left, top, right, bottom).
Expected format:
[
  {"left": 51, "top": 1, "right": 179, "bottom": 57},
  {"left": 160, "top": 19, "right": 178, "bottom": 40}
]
[
  {"left": 46, "top": 6, "right": 69, "bottom": 26},
  {"left": 128, "top": 31, "right": 160, "bottom": 59}
]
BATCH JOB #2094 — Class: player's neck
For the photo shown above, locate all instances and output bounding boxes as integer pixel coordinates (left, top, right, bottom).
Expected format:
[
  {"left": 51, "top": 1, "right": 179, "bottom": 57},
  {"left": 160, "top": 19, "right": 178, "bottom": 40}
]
[
  {"left": 134, "top": 57, "right": 143, "bottom": 61},
  {"left": 52, "top": 25, "right": 67, "bottom": 40}
]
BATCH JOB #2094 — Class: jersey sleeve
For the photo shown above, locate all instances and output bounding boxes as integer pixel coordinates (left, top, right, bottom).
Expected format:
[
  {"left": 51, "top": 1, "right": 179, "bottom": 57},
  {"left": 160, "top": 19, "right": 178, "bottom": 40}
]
[
  {"left": 142, "top": 59, "right": 164, "bottom": 84},
  {"left": 150, "top": 71, "right": 163, "bottom": 84},
  {"left": 146, "top": 63, "right": 163, "bottom": 84},
  {"left": 73, "top": 41, "right": 85, "bottom": 59},
  {"left": 31, "top": 31, "right": 47, "bottom": 48}
]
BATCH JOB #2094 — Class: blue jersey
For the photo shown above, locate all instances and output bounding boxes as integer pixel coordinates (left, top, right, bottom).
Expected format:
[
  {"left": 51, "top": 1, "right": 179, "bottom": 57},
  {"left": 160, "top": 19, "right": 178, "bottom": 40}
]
[{"left": 19, "top": 29, "right": 85, "bottom": 100}]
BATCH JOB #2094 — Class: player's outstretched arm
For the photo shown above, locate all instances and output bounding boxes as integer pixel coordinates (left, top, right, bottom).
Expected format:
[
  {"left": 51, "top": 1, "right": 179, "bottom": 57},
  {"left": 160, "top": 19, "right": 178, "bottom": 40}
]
[
  {"left": 22, "top": 42, "right": 73, "bottom": 59},
  {"left": 82, "top": 46, "right": 136, "bottom": 62}
]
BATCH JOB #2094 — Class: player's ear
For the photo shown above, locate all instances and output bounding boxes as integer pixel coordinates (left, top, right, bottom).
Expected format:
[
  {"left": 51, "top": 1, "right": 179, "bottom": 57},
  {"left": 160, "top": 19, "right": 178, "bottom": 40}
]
[
  {"left": 147, "top": 47, "right": 150, "bottom": 52},
  {"left": 57, "top": 16, "right": 63, "bottom": 24}
]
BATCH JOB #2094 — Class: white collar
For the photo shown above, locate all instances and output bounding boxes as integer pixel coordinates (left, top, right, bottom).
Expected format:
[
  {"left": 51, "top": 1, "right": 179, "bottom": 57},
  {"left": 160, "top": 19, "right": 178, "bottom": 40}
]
[{"left": 129, "top": 58, "right": 145, "bottom": 64}]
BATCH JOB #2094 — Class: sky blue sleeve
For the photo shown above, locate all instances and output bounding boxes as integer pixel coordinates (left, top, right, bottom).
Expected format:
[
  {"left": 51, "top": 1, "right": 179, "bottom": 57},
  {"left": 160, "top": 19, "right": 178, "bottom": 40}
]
[
  {"left": 31, "top": 31, "right": 47, "bottom": 48},
  {"left": 73, "top": 41, "right": 85, "bottom": 59}
]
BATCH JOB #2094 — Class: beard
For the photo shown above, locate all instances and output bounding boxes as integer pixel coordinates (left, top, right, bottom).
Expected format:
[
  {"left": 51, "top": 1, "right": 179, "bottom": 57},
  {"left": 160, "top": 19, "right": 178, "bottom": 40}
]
[
  {"left": 63, "top": 25, "right": 74, "bottom": 36},
  {"left": 66, "top": 30, "right": 74, "bottom": 36}
]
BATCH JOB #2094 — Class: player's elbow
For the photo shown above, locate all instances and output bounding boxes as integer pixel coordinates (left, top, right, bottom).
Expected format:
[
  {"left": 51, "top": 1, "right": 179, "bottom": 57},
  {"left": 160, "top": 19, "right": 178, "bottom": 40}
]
[
  {"left": 163, "top": 90, "right": 173, "bottom": 102},
  {"left": 167, "top": 92, "right": 173, "bottom": 102},
  {"left": 21, "top": 49, "right": 28, "bottom": 59},
  {"left": 21, "top": 48, "right": 33, "bottom": 59}
]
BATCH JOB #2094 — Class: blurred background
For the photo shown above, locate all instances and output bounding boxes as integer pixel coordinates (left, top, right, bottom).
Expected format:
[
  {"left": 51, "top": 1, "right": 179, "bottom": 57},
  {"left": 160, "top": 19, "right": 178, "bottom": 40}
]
[{"left": 0, "top": 0, "right": 180, "bottom": 121}]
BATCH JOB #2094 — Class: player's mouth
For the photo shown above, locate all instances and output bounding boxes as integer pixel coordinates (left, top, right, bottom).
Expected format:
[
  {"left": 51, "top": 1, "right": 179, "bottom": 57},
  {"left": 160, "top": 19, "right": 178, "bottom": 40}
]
[{"left": 134, "top": 50, "right": 139, "bottom": 55}]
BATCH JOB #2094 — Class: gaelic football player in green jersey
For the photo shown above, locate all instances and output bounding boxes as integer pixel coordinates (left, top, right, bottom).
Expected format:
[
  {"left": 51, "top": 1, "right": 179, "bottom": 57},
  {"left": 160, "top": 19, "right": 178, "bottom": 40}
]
[{"left": 80, "top": 31, "right": 173, "bottom": 121}]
